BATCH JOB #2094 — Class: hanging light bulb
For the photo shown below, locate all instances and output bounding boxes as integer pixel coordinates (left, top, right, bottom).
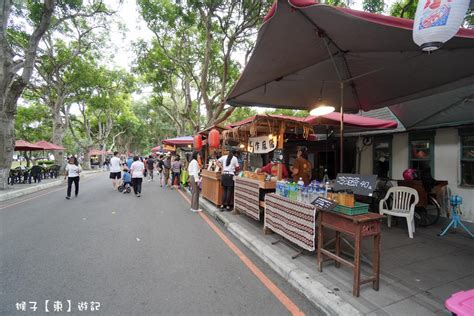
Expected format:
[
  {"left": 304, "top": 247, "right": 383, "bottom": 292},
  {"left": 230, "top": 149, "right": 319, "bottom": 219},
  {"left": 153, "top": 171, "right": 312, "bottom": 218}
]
[{"left": 310, "top": 98, "right": 335, "bottom": 116}]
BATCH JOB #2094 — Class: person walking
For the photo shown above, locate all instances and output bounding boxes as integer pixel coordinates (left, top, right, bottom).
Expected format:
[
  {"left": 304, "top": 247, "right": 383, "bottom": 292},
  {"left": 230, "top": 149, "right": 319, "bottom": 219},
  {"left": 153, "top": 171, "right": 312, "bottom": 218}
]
[
  {"left": 171, "top": 156, "right": 182, "bottom": 189},
  {"left": 130, "top": 156, "right": 145, "bottom": 197},
  {"left": 64, "top": 156, "right": 82, "bottom": 200},
  {"left": 163, "top": 154, "right": 171, "bottom": 188},
  {"left": 157, "top": 155, "right": 164, "bottom": 187},
  {"left": 146, "top": 155, "right": 155, "bottom": 182},
  {"left": 109, "top": 151, "right": 122, "bottom": 190},
  {"left": 188, "top": 151, "right": 201, "bottom": 212},
  {"left": 217, "top": 150, "right": 239, "bottom": 211}
]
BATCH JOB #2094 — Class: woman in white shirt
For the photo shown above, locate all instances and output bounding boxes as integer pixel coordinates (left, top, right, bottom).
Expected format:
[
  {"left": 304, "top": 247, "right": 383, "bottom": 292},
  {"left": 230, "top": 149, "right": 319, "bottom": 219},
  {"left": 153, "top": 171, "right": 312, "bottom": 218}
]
[
  {"left": 217, "top": 150, "right": 240, "bottom": 211},
  {"left": 130, "top": 156, "right": 145, "bottom": 197},
  {"left": 64, "top": 156, "right": 82, "bottom": 199},
  {"left": 188, "top": 151, "right": 202, "bottom": 212}
]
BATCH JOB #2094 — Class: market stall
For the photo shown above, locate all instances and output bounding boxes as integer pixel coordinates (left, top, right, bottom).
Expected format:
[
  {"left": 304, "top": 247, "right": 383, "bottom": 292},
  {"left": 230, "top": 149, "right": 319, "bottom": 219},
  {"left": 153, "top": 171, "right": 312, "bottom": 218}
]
[
  {"left": 195, "top": 126, "right": 228, "bottom": 206},
  {"left": 222, "top": 114, "right": 313, "bottom": 221}
]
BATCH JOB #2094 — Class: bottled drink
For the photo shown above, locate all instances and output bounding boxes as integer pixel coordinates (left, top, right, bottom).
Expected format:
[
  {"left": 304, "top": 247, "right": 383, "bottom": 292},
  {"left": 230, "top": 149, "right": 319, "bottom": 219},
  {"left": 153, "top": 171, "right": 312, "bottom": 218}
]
[
  {"left": 283, "top": 181, "right": 289, "bottom": 198},
  {"left": 322, "top": 169, "right": 329, "bottom": 184},
  {"left": 297, "top": 178, "right": 304, "bottom": 202}
]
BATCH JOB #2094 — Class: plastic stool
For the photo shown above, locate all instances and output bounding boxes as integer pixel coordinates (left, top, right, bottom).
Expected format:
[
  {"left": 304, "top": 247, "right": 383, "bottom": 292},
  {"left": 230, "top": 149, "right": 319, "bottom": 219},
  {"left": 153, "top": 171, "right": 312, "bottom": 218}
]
[{"left": 445, "top": 289, "right": 474, "bottom": 316}]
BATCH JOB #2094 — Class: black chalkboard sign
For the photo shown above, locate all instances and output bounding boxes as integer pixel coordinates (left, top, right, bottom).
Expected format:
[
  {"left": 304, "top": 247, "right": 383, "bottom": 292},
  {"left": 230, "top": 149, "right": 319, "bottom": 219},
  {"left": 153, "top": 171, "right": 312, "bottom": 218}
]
[
  {"left": 311, "top": 197, "right": 338, "bottom": 212},
  {"left": 273, "top": 148, "right": 284, "bottom": 163},
  {"left": 334, "top": 173, "right": 377, "bottom": 196}
]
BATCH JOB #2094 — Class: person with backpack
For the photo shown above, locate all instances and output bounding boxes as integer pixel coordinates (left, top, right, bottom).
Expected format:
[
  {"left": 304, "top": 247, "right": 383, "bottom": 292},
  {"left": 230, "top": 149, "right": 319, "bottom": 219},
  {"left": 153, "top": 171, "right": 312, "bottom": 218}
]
[
  {"left": 146, "top": 155, "right": 155, "bottom": 182},
  {"left": 163, "top": 154, "right": 172, "bottom": 188},
  {"left": 171, "top": 156, "right": 182, "bottom": 189},
  {"left": 156, "top": 155, "right": 165, "bottom": 187}
]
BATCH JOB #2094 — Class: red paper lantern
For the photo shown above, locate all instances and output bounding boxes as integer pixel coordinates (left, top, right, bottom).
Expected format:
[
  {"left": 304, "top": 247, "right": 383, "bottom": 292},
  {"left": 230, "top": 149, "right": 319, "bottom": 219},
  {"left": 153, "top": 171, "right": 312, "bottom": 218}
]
[
  {"left": 193, "top": 134, "right": 203, "bottom": 151},
  {"left": 209, "top": 128, "right": 220, "bottom": 149}
]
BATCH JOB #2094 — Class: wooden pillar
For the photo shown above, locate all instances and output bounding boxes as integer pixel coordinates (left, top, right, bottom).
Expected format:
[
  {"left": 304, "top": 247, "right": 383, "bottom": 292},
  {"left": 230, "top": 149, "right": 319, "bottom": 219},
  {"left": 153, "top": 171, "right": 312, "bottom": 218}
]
[{"left": 277, "top": 121, "right": 286, "bottom": 180}]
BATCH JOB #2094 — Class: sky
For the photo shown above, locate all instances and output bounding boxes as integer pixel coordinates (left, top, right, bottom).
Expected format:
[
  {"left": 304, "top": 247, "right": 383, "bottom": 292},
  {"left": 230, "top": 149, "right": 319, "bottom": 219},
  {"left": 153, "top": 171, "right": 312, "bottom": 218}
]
[
  {"left": 104, "top": 0, "right": 154, "bottom": 70},
  {"left": 105, "top": 0, "right": 397, "bottom": 70}
]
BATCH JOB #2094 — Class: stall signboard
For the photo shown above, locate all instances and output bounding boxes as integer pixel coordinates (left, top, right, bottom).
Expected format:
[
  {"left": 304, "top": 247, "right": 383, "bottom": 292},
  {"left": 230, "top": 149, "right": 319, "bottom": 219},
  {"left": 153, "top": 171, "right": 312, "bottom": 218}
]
[
  {"left": 273, "top": 148, "right": 284, "bottom": 163},
  {"left": 164, "top": 144, "right": 176, "bottom": 152},
  {"left": 249, "top": 135, "right": 277, "bottom": 154},
  {"left": 311, "top": 197, "right": 338, "bottom": 212},
  {"left": 334, "top": 173, "right": 377, "bottom": 196}
]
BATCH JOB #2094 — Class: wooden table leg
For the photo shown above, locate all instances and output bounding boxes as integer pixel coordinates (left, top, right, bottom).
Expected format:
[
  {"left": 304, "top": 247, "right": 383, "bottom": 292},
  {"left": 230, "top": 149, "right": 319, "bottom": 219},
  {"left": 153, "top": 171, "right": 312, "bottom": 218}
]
[
  {"left": 353, "top": 226, "right": 362, "bottom": 297},
  {"left": 317, "top": 218, "right": 323, "bottom": 272},
  {"left": 335, "top": 231, "right": 341, "bottom": 268},
  {"left": 373, "top": 233, "right": 381, "bottom": 291}
]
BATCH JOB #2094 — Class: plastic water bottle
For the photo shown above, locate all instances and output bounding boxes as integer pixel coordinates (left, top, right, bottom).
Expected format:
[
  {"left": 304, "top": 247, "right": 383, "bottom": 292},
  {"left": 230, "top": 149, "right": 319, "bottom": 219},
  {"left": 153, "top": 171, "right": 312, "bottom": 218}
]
[
  {"left": 283, "top": 181, "right": 289, "bottom": 198},
  {"left": 322, "top": 169, "right": 329, "bottom": 184},
  {"left": 297, "top": 178, "right": 304, "bottom": 202}
]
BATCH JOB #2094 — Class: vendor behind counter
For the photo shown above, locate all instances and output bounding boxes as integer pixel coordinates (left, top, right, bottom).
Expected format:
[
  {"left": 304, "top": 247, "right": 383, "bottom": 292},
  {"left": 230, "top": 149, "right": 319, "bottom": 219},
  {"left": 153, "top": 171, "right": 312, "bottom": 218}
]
[{"left": 290, "top": 147, "right": 312, "bottom": 185}]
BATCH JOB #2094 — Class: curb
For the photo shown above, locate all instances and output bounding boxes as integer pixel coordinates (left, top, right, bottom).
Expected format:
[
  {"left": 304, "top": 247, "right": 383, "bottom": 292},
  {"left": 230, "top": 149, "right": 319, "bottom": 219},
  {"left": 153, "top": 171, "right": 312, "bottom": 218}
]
[
  {"left": 198, "top": 195, "right": 361, "bottom": 316},
  {"left": 0, "top": 170, "right": 104, "bottom": 202}
]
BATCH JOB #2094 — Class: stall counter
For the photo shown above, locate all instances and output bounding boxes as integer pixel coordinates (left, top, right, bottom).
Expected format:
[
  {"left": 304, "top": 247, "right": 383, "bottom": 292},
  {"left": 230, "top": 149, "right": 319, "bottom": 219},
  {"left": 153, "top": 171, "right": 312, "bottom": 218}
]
[
  {"left": 234, "top": 177, "right": 276, "bottom": 221},
  {"left": 201, "top": 169, "right": 224, "bottom": 206}
]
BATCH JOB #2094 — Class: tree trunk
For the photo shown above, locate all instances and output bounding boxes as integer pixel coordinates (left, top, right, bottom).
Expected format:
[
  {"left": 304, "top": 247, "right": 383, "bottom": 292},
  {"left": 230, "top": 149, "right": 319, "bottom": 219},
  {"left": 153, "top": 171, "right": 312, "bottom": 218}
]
[
  {"left": 0, "top": 116, "right": 15, "bottom": 189},
  {"left": 82, "top": 151, "right": 91, "bottom": 170},
  {"left": 51, "top": 113, "right": 66, "bottom": 170}
]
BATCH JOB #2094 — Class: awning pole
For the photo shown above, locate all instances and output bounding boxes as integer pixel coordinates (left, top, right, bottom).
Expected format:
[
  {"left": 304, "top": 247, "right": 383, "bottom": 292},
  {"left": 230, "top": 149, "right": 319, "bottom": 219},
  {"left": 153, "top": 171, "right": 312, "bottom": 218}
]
[{"left": 340, "top": 82, "right": 344, "bottom": 173}]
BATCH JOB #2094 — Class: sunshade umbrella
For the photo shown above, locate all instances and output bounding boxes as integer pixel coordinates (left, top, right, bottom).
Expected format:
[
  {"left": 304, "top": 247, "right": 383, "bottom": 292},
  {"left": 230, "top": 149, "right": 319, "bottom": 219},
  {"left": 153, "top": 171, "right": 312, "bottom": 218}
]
[
  {"left": 14, "top": 140, "right": 43, "bottom": 151},
  {"left": 33, "top": 140, "right": 65, "bottom": 151},
  {"left": 305, "top": 112, "right": 398, "bottom": 130},
  {"left": 227, "top": 0, "right": 474, "bottom": 171},
  {"left": 14, "top": 140, "right": 43, "bottom": 167},
  {"left": 162, "top": 136, "right": 194, "bottom": 147}
]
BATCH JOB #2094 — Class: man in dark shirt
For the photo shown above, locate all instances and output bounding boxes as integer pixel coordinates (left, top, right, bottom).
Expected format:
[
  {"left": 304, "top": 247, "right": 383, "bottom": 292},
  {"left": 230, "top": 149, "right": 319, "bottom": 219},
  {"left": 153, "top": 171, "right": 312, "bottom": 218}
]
[
  {"left": 146, "top": 155, "right": 155, "bottom": 182},
  {"left": 156, "top": 155, "right": 165, "bottom": 187}
]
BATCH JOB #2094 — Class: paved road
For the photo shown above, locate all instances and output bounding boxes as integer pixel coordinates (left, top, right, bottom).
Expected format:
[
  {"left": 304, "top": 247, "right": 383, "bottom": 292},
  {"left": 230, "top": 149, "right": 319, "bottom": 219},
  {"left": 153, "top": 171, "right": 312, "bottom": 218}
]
[{"left": 1, "top": 173, "right": 321, "bottom": 315}]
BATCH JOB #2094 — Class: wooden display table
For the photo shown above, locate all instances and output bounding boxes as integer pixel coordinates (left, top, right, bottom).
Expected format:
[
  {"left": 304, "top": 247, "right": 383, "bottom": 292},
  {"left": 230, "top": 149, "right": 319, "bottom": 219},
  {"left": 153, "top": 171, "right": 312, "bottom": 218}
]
[
  {"left": 234, "top": 177, "right": 275, "bottom": 221},
  {"left": 201, "top": 170, "right": 224, "bottom": 206},
  {"left": 317, "top": 210, "right": 384, "bottom": 297}
]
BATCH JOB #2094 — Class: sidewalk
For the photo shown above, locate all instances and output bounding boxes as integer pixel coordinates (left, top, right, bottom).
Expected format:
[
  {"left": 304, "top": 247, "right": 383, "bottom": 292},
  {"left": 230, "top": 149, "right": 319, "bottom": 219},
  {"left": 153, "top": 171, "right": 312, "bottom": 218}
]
[
  {"left": 197, "top": 195, "right": 474, "bottom": 315},
  {"left": 0, "top": 170, "right": 105, "bottom": 202}
]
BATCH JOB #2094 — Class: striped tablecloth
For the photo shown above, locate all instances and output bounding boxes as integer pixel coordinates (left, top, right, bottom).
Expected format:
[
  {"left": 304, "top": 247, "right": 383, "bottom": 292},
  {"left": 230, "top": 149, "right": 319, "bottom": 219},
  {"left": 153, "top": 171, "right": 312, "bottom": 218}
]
[
  {"left": 234, "top": 177, "right": 261, "bottom": 221},
  {"left": 264, "top": 193, "right": 317, "bottom": 251}
]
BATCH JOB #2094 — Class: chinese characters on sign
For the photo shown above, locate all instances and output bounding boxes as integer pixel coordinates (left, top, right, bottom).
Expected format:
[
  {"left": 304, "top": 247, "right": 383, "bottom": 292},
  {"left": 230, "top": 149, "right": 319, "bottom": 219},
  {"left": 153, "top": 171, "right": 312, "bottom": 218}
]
[
  {"left": 15, "top": 301, "right": 100, "bottom": 312},
  {"left": 334, "top": 173, "right": 377, "bottom": 196},
  {"left": 248, "top": 135, "right": 277, "bottom": 154}
]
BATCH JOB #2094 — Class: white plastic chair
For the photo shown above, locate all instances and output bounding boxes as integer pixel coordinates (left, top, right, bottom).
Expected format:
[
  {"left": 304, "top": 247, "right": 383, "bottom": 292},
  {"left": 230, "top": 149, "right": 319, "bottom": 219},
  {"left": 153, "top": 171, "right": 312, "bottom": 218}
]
[{"left": 379, "top": 186, "right": 419, "bottom": 238}]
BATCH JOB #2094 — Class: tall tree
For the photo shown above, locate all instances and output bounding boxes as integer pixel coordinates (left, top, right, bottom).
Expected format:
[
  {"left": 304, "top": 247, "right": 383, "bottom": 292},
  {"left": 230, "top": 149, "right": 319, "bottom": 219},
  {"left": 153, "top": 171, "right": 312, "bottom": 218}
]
[
  {"left": 137, "top": 0, "right": 271, "bottom": 129},
  {"left": 29, "top": 11, "right": 111, "bottom": 168},
  {"left": 0, "top": 0, "right": 110, "bottom": 189},
  {"left": 363, "top": 0, "right": 385, "bottom": 13}
]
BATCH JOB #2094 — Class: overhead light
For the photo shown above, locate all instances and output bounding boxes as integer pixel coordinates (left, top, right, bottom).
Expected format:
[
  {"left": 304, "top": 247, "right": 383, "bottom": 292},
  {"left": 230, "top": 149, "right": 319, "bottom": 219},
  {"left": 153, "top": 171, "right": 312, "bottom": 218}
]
[{"left": 310, "top": 99, "right": 335, "bottom": 116}]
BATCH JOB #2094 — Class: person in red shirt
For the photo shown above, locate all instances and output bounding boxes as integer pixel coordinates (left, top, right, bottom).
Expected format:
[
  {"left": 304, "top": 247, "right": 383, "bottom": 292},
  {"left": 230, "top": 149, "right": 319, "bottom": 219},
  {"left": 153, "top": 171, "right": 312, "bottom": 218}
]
[{"left": 260, "top": 160, "right": 289, "bottom": 179}]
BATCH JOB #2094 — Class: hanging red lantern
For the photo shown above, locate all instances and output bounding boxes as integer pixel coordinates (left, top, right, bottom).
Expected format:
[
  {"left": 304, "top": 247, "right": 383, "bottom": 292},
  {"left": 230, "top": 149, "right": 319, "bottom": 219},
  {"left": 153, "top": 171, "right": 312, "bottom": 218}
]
[
  {"left": 209, "top": 128, "right": 220, "bottom": 149},
  {"left": 193, "top": 134, "right": 203, "bottom": 151}
]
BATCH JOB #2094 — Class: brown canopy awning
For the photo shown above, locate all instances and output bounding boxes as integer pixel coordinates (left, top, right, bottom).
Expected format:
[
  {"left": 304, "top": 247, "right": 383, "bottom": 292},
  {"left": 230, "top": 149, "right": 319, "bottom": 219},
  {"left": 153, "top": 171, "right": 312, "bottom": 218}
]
[{"left": 227, "top": 0, "right": 474, "bottom": 113}]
